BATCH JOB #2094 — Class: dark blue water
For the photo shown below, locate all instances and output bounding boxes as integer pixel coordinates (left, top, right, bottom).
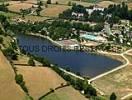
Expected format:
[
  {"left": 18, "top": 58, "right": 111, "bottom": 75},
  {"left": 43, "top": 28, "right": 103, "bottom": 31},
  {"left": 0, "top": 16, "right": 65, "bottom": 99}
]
[{"left": 17, "top": 34, "right": 122, "bottom": 78}]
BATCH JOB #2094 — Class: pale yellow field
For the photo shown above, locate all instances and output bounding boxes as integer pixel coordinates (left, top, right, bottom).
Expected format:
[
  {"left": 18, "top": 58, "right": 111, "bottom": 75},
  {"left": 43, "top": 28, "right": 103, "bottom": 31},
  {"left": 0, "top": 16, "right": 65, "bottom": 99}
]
[
  {"left": 92, "top": 65, "right": 132, "bottom": 99},
  {"left": 13, "top": 54, "right": 42, "bottom": 66},
  {"left": 43, "top": 86, "right": 87, "bottom": 100},
  {"left": 15, "top": 66, "right": 67, "bottom": 100},
  {"left": 0, "top": 51, "right": 26, "bottom": 100},
  {"left": 128, "top": 3, "right": 132, "bottom": 9},
  {"left": 41, "top": 5, "right": 71, "bottom": 17},
  {"left": 97, "top": 1, "right": 115, "bottom": 8},
  {"left": 8, "top": 3, "right": 33, "bottom": 12}
]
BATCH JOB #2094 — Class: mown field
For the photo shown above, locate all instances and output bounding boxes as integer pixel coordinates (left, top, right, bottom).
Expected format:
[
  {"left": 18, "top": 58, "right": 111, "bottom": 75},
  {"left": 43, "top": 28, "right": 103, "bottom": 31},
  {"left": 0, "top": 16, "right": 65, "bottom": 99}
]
[
  {"left": 92, "top": 64, "right": 132, "bottom": 99},
  {"left": 0, "top": 51, "right": 27, "bottom": 100},
  {"left": 40, "top": 5, "right": 71, "bottom": 17},
  {"left": 15, "top": 65, "right": 86, "bottom": 100},
  {"left": 43, "top": 86, "right": 87, "bottom": 100}
]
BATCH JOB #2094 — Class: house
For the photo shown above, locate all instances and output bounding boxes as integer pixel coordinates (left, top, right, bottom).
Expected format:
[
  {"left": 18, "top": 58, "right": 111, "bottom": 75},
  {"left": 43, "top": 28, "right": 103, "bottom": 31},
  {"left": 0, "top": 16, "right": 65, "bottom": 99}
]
[
  {"left": 86, "top": 5, "right": 104, "bottom": 15},
  {"left": 72, "top": 12, "right": 84, "bottom": 18}
]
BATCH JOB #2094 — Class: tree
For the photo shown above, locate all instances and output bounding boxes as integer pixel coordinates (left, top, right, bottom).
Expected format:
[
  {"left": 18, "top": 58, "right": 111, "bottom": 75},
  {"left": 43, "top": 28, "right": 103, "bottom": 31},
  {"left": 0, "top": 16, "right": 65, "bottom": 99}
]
[
  {"left": 68, "top": 1, "right": 71, "bottom": 6},
  {"left": 84, "top": 85, "right": 97, "bottom": 97},
  {"left": 28, "top": 57, "right": 35, "bottom": 66},
  {"left": 36, "top": 5, "right": 42, "bottom": 16},
  {"left": 55, "top": 1, "right": 58, "bottom": 4},
  {"left": 110, "top": 92, "right": 117, "bottom": 100},
  {"left": 0, "top": 37, "right": 3, "bottom": 44},
  {"left": 37, "top": 0, "right": 43, "bottom": 6},
  {"left": 15, "top": 74, "right": 28, "bottom": 93},
  {"left": 2, "top": 47, "right": 18, "bottom": 60},
  {"left": 47, "top": 0, "right": 51, "bottom": 4},
  {"left": 0, "top": 3, "right": 8, "bottom": 12},
  {"left": 20, "top": 9, "right": 26, "bottom": 18},
  {"left": 15, "top": 74, "right": 23, "bottom": 84}
]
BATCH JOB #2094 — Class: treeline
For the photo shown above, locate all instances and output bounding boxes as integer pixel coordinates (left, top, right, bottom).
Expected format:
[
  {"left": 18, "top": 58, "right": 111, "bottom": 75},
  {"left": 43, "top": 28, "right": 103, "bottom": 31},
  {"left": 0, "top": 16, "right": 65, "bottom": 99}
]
[
  {"left": 59, "top": 2, "right": 132, "bottom": 23},
  {"left": 9, "top": 19, "right": 104, "bottom": 40},
  {"left": 104, "top": 2, "right": 132, "bottom": 20}
]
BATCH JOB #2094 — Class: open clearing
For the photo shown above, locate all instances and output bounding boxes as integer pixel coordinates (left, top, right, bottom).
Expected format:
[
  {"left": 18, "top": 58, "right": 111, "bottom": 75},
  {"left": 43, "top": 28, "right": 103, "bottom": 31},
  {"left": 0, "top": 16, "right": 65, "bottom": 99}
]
[
  {"left": 92, "top": 64, "right": 132, "bottom": 99},
  {"left": 15, "top": 66, "right": 67, "bottom": 100},
  {"left": 0, "top": 51, "right": 26, "bottom": 100},
  {"left": 43, "top": 86, "right": 87, "bottom": 100}
]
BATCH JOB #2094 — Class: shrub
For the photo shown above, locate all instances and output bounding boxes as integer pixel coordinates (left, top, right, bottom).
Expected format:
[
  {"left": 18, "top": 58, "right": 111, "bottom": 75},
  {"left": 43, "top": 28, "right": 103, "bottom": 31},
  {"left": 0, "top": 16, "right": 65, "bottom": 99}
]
[
  {"left": 15, "top": 74, "right": 28, "bottom": 93},
  {"left": 50, "top": 88, "right": 54, "bottom": 92},
  {"left": 15, "top": 74, "right": 23, "bottom": 84},
  {"left": 2, "top": 47, "right": 18, "bottom": 60},
  {"left": 28, "top": 57, "right": 35, "bottom": 66},
  {"left": 0, "top": 27, "right": 5, "bottom": 35},
  {"left": 0, "top": 37, "right": 3, "bottom": 44},
  {"left": 68, "top": 1, "right": 71, "bottom": 6},
  {"left": 55, "top": 1, "right": 58, "bottom": 4},
  {"left": 47, "top": 0, "right": 51, "bottom": 4},
  {"left": 110, "top": 92, "right": 117, "bottom": 100}
]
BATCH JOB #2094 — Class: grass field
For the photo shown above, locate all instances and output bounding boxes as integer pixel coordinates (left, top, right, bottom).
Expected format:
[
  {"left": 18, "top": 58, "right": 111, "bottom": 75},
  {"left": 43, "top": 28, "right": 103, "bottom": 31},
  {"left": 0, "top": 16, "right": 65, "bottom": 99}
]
[
  {"left": 92, "top": 65, "right": 132, "bottom": 99},
  {"left": 7, "top": 3, "right": 33, "bottom": 12},
  {"left": 97, "top": 1, "right": 115, "bottom": 8},
  {"left": 124, "top": 54, "right": 132, "bottom": 64},
  {"left": 43, "top": 86, "right": 87, "bottom": 100},
  {"left": 40, "top": 5, "right": 71, "bottom": 17},
  {"left": 0, "top": 51, "right": 27, "bottom": 100},
  {"left": 13, "top": 54, "right": 42, "bottom": 66},
  {"left": 15, "top": 66, "right": 67, "bottom": 100}
]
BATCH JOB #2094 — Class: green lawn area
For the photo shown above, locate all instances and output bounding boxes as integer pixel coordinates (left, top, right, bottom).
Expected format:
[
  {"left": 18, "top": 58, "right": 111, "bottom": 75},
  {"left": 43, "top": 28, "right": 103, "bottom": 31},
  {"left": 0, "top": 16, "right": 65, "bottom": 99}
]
[{"left": 0, "top": 11, "right": 18, "bottom": 18}]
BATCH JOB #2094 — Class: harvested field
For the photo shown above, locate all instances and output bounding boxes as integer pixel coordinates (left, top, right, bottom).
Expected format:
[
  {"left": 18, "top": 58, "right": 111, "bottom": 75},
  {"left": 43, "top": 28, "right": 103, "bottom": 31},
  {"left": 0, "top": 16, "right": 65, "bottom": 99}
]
[
  {"left": 92, "top": 65, "right": 132, "bottom": 99},
  {"left": 128, "top": 3, "right": 132, "bottom": 9},
  {"left": 0, "top": 51, "right": 26, "bottom": 100},
  {"left": 97, "top": 1, "right": 115, "bottom": 8},
  {"left": 72, "top": 1, "right": 94, "bottom": 7},
  {"left": 15, "top": 66, "right": 67, "bottom": 100},
  {"left": 43, "top": 86, "right": 87, "bottom": 100},
  {"left": 41, "top": 5, "right": 70, "bottom": 17},
  {"left": 8, "top": 3, "right": 33, "bottom": 12}
]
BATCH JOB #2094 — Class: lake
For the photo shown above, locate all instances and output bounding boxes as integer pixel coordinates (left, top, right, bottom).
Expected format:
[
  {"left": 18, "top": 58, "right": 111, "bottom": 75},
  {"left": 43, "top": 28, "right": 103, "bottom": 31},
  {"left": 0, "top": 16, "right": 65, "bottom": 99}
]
[{"left": 17, "top": 34, "right": 122, "bottom": 78}]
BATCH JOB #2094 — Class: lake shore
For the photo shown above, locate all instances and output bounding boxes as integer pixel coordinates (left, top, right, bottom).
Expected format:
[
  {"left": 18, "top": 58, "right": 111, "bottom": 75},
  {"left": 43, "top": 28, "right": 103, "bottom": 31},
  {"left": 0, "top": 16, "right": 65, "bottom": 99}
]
[{"left": 24, "top": 33, "right": 124, "bottom": 64}]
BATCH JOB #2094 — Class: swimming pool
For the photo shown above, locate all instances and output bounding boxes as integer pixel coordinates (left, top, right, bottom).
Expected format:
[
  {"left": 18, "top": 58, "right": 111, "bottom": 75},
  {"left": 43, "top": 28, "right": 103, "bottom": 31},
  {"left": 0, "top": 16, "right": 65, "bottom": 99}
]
[{"left": 80, "top": 34, "right": 97, "bottom": 41}]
